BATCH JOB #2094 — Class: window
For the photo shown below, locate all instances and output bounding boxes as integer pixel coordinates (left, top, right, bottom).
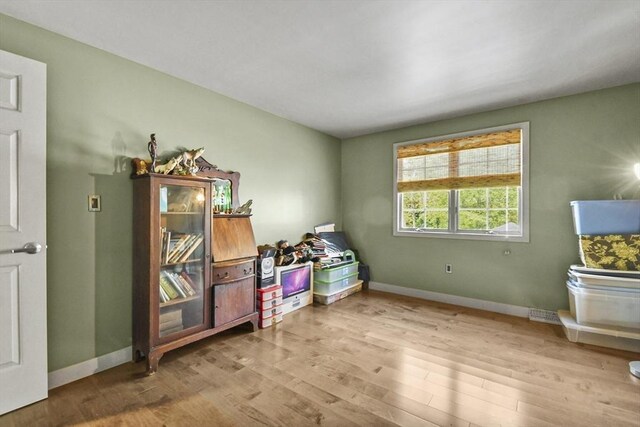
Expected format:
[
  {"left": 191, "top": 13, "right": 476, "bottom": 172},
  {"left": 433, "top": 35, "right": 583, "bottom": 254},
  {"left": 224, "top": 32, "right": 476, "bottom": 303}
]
[{"left": 394, "top": 122, "right": 529, "bottom": 241}]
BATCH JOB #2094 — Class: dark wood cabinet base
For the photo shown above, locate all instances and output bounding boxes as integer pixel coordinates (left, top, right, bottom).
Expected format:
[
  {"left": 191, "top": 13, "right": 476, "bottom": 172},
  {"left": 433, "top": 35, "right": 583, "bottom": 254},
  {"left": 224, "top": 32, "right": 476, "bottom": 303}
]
[{"left": 135, "top": 312, "right": 259, "bottom": 375}]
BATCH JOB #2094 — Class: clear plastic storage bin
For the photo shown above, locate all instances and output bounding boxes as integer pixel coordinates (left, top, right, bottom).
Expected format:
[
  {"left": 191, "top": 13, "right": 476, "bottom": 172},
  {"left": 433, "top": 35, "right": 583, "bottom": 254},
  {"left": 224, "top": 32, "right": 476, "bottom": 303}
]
[
  {"left": 566, "top": 281, "right": 640, "bottom": 329},
  {"left": 558, "top": 310, "right": 640, "bottom": 352},
  {"left": 568, "top": 270, "right": 640, "bottom": 290},
  {"left": 313, "top": 281, "right": 363, "bottom": 305}
]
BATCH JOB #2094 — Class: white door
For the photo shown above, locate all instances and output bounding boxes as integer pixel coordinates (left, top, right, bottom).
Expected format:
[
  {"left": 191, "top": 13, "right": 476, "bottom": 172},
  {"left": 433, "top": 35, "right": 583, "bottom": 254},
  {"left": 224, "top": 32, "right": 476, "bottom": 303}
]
[{"left": 0, "top": 49, "right": 47, "bottom": 415}]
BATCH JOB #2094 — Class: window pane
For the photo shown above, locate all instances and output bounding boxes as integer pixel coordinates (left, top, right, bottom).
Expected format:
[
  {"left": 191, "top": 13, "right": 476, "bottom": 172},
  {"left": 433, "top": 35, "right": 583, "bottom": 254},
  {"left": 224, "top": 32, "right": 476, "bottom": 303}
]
[
  {"left": 411, "top": 211, "right": 425, "bottom": 228},
  {"left": 459, "top": 188, "right": 487, "bottom": 209},
  {"left": 507, "top": 187, "right": 519, "bottom": 208},
  {"left": 402, "top": 192, "right": 423, "bottom": 209},
  {"left": 426, "top": 211, "right": 448, "bottom": 229},
  {"left": 458, "top": 210, "right": 487, "bottom": 230},
  {"left": 489, "top": 210, "right": 507, "bottom": 229},
  {"left": 489, "top": 188, "right": 507, "bottom": 208},
  {"left": 426, "top": 190, "right": 449, "bottom": 209},
  {"left": 508, "top": 209, "right": 519, "bottom": 224},
  {"left": 402, "top": 210, "right": 414, "bottom": 228}
]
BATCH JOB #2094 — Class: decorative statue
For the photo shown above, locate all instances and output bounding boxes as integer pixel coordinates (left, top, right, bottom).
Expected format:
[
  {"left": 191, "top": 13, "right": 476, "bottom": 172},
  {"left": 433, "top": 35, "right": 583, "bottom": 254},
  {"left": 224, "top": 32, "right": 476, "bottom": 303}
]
[
  {"left": 131, "top": 158, "right": 149, "bottom": 176},
  {"left": 147, "top": 134, "right": 158, "bottom": 173},
  {"left": 181, "top": 147, "right": 205, "bottom": 175},
  {"left": 155, "top": 157, "right": 179, "bottom": 174}
]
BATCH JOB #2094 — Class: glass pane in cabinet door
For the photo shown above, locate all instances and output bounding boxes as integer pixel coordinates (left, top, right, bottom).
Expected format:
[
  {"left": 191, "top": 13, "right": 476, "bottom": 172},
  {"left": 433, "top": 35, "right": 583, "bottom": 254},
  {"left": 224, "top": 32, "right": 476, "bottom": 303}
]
[
  {"left": 158, "top": 184, "right": 206, "bottom": 338},
  {"left": 212, "top": 179, "right": 232, "bottom": 214}
]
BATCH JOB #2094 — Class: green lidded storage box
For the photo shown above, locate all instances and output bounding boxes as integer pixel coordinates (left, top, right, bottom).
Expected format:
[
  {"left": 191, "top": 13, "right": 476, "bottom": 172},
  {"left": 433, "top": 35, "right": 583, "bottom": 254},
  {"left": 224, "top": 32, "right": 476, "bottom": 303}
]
[{"left": 314, "top": 261, "right": 359, "bottom": 283}]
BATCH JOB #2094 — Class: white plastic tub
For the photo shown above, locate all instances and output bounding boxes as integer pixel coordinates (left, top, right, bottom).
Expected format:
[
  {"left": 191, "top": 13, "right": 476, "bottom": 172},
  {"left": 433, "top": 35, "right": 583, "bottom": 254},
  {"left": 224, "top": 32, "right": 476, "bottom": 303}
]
[
  {"left": 567, "top": 281, "right": 640, "bottom": 329},
  {"left": 570, "top": 200, "right": 640, "bottom": 235},
  {"left": 558, "top": 310, "right": 640, "bottom": 352},
  {"left": 568, "top": 270, "right": 640, "bottom": 290},
  {"left": 570, "top": 265, "right": 640, "bottom": 279}
]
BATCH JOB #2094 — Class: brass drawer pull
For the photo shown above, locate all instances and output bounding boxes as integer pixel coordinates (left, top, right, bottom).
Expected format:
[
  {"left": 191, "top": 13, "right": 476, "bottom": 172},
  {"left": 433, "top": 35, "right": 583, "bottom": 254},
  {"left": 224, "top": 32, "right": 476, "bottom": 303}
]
[{"left": 243, "top": 267, "right": 252, "bottom": 275}]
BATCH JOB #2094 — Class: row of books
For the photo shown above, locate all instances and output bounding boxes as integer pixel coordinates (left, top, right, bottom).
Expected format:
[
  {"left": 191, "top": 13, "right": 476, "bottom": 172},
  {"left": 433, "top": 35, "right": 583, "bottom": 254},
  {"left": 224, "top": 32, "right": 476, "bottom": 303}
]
[
  {"left": 159, "top": 270, "right": 198, "bottom": 303},
  {"left": 161, "top": 229, "right": 204, "bottom": 264},
  {"left": 159, "top": 309, "right": 183, "bottom": 337}
]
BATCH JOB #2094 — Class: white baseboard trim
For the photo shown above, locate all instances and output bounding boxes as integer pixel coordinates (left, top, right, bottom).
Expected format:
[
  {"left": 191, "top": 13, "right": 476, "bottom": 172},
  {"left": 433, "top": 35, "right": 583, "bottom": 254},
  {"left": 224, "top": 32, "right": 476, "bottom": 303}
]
[
  {"left": 368, "top": 281, "right": 530, "bottom": 318},
  {"left": 48, "top": 346, "right": 132, "bottom": 390}
]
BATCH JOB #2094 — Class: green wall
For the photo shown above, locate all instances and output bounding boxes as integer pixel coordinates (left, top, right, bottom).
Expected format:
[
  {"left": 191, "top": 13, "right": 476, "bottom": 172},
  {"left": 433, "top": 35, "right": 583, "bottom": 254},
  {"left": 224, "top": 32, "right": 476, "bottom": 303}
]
[
  {"left": 342, "top": 83, "right": 640, "bottom": 311},
  {"left": 0, "top": 14, "right": 342, "bottom": 371}
]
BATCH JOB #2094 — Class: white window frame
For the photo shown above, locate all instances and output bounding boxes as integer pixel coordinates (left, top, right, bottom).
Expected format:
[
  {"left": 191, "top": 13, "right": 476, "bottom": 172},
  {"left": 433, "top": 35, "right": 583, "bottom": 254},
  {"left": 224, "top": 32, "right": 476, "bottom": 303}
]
[{"left": 393, "top": 122, "right": 530, "bottom": 242}]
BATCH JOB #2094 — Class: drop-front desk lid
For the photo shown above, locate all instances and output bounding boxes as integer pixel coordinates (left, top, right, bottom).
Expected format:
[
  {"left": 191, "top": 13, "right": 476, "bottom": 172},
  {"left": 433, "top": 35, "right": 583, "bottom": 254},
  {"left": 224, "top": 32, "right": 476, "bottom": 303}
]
[{"left": 212, "top": 214, "right": 258, "bottom": 262}]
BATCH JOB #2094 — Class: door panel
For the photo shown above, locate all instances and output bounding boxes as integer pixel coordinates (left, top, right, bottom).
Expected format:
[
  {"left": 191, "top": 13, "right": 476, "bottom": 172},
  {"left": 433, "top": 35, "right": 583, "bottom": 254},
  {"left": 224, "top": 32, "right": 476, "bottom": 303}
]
[
  {"left": 0, "top": 130, "right": 19, "bottom": 231},
  {"left": 0, "top": 266, "right": 19, "bottom": 367},
  {"left": 213, "top": 276, "right": 255, "bottom": 327},
  {"left": 0, "top": 49, "right": 47, "bottom": 415}
]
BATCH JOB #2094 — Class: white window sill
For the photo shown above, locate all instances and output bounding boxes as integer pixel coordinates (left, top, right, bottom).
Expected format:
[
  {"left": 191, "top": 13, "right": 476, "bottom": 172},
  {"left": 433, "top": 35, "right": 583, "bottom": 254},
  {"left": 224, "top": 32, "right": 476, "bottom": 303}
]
[{"left": 393, "top": 230, "right": 529, "bottom": 243}]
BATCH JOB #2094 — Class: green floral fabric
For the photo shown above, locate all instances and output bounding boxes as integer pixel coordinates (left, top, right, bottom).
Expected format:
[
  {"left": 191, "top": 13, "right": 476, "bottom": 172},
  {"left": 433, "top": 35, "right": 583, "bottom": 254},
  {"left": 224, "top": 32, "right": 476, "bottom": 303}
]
[{"left": 579, "top": 234, "right": 640, "bottom": 271}]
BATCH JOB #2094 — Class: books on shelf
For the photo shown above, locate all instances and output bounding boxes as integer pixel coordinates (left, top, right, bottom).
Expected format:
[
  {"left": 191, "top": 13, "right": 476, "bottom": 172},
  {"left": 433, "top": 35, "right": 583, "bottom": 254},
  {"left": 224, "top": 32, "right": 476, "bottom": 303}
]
[
  {"left": 159, "top": 309, "right": 183, "bottom": 336},
  {"left": 163, "top": 232, "right": 204, "bottom": 264},
  {"left": 159, "top": 270, "right": 198, "bottom": 303},
  {"left": 179, "top": 272, "right": 198, "bottom": 295},
  {"left": 159, "top": 308, "right": 181, "bottom": 322},
  {"left": 159, "top": 272, "right": 180, "bottom": 300}
]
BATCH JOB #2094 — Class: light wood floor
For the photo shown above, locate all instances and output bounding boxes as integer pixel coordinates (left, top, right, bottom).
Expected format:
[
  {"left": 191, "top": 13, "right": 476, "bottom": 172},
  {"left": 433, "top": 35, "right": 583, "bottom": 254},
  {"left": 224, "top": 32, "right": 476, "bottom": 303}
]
[{"left": 2, "top": 290, "right": 640, "bottom": 427}]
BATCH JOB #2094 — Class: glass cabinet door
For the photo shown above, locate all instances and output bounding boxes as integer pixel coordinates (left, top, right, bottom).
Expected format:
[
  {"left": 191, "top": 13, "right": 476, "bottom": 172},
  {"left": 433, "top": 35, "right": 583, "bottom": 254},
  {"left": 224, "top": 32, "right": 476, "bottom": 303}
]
[{"left": 157, "top": 182, "right": 208, "bottom": 339}]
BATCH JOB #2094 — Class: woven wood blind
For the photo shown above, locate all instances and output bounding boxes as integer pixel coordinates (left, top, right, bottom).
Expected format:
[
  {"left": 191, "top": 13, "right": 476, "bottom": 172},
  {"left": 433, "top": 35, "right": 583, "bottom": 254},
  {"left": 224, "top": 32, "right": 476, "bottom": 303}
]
[{"left": 397, "top": 129, "right": 521, "bottom": 192}]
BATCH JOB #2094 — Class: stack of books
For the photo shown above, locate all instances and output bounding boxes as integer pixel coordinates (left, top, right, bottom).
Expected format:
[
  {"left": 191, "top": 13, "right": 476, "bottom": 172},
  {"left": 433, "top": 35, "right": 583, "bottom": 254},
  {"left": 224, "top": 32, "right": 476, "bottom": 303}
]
[
  {"left": 161, "top": 230, "right": 204, "bottom": 264},
  {"left": 302, "top": 233, "right": 328, "bottom": 261},
  {"left": 159, "top": 270, "right": 198, "bottom": 303},
  {"left": 159, "top": 309, "right": 183, "bottom": 337}
]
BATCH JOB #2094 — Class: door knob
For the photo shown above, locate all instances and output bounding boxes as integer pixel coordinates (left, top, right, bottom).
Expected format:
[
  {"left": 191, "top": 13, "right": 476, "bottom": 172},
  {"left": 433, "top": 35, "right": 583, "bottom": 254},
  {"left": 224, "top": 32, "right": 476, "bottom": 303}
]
[{"left": 11, "top": 242, "right": 42, "bottom": 254}]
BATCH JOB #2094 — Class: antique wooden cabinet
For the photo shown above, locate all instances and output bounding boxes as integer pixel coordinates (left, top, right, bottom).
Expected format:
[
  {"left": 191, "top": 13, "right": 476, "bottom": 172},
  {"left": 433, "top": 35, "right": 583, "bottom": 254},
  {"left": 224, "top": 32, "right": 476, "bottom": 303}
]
[{"left": 132, "top": 164, "right": 258, "bottom": 374}]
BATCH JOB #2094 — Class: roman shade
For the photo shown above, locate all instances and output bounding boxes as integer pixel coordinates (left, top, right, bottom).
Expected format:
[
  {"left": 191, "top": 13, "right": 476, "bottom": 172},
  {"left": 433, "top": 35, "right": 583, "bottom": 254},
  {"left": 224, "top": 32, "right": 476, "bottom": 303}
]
[{"left": 396, "top": 128, "right": 522, "bottom": 192}]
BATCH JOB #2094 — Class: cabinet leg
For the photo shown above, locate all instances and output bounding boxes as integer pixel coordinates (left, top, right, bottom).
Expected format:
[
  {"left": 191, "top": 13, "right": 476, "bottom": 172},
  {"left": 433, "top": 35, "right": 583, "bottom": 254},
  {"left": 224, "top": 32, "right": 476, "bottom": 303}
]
[
  {"left": 146, "top": 352, "right": 162, "bottom": 375},
  {"left": 133, "top": 348, "right": 145, "bottom": 363},
  {"left": 248, "top": 318, "right": 258, "bottom": 332}
]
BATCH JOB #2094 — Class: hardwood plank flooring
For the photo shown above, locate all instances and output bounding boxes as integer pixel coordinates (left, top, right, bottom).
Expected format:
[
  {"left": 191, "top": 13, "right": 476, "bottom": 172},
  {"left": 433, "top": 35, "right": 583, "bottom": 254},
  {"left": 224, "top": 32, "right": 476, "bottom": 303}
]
[{"left": 1, "top": 290, "right": 639, "bottom": 426}]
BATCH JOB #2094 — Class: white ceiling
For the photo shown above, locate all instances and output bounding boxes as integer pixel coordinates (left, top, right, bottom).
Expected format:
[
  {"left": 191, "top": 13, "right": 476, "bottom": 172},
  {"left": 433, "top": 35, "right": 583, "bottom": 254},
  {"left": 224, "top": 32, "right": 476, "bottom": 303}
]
[{"left": 1, "top": 0, "right": 639, "bottom": 138}]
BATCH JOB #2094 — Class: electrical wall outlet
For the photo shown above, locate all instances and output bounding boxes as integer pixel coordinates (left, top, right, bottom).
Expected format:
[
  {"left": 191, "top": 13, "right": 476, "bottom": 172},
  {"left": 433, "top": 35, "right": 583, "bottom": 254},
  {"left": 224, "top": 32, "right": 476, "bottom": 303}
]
[{"left": 445, "top": 264, "right": 452, "bottom": 273}]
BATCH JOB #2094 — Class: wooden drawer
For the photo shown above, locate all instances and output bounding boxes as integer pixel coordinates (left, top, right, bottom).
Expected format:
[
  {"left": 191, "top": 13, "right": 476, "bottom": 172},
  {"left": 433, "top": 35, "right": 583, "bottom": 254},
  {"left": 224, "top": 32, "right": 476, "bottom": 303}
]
[
  {"left": 212, "top": 258, "right": 255, "bottom": 284},
  {"left": 213, "top": 276, "right": 255, "bottom": 327}
]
